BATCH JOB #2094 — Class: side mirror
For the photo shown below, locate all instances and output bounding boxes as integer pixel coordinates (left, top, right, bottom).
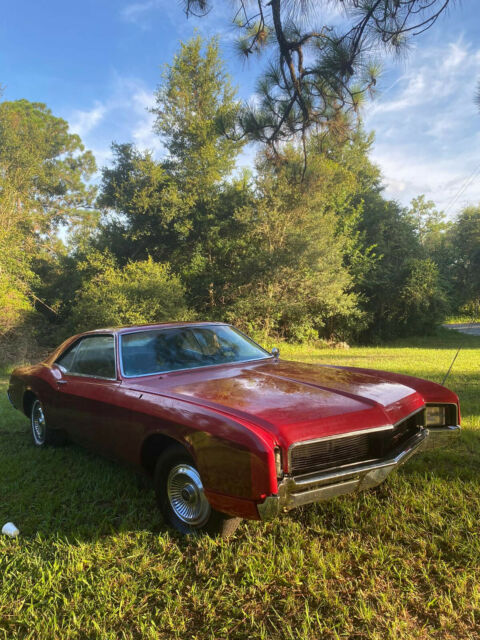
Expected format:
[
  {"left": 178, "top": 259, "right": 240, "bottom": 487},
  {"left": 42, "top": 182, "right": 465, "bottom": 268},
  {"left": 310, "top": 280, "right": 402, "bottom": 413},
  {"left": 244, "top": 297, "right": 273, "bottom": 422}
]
[{"left": 271, "top": 347, "right": 280, "bottom": 360}]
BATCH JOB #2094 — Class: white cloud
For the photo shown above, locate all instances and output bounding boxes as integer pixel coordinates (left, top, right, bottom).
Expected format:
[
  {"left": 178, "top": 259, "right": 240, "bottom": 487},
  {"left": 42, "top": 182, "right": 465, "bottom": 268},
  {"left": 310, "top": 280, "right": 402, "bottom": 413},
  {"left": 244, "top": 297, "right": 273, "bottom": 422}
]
[
  {"left": 364, "top": 37, "right": 480, "bottom": 215},
  {"left": 442, "top": 41, "right": 467, "bottom": 70},
  {"left": 63, "top": 74, "right": 166, "bottom": 175},
  {"left": 370, "top": 40, "right": 472, "bottom": 117},
  {"left": 370, "top": 143, "right": 480, "bottom": 215},
  {"left": 120, "top": 0, "right": 234, "bottom": 41},
  {"left": 120, "top": 0, "right": 162, "bottom": 27},
  {"left": 130, "top": 87, "right": 165, "bottom": 154},
  {"left": 69, "top": 103, "right": 107, "bottom": 137}
]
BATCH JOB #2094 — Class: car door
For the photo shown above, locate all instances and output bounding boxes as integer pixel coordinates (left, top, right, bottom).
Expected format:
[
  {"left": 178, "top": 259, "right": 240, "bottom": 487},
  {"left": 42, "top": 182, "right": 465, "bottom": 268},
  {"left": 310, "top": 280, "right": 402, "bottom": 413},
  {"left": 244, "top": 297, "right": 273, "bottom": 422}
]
[{"left": 53, "top": 334, "right": 122, "bottom": 454}]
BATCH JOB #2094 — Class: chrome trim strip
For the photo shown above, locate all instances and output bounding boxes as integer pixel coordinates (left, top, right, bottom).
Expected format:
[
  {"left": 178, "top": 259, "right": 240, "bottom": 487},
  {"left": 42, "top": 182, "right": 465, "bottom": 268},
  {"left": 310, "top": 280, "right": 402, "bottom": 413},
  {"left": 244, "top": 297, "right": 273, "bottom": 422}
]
[
  {"left": 119, "top": 323, "right": 227, "bottom": 336},
  {"left": 291, "top": 424, "right": 393, "bottom": 447},
  {"left": 61, "top": 372, "right": 119, "bottom": 382}
]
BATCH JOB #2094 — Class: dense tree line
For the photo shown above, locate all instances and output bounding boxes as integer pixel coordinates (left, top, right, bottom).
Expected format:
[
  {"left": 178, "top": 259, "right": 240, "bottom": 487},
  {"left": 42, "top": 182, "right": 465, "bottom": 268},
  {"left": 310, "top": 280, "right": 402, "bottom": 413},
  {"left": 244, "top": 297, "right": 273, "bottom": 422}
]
[{"left": 0, "top": 36, "right": 478, "bottom": 363}]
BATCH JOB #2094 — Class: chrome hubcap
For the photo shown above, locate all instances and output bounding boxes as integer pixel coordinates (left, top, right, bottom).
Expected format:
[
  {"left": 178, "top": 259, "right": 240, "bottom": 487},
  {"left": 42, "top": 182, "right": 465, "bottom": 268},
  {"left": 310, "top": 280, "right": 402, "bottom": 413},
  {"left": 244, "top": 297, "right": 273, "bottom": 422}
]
[
  {"left": 32, "top": 401, "right": 46, "bottom": 444},
  {"left": 167, "top": 464, "right": 211, "bottom": 526}
]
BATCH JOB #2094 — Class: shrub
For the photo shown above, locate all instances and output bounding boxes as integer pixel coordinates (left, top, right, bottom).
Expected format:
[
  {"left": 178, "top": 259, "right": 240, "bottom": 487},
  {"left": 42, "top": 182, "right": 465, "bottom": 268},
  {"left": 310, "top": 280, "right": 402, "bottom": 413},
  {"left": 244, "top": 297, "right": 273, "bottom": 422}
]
[{"left": 70, "top": 258, "right": 193, "bottom": 332}]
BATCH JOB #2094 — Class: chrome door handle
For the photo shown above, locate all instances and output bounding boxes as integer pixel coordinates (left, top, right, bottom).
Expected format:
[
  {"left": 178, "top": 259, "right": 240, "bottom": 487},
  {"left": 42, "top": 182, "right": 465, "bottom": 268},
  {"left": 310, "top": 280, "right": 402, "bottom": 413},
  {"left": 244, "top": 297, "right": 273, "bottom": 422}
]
[{"left": 57, "top": 380, "right": 68, "bottom": 385}]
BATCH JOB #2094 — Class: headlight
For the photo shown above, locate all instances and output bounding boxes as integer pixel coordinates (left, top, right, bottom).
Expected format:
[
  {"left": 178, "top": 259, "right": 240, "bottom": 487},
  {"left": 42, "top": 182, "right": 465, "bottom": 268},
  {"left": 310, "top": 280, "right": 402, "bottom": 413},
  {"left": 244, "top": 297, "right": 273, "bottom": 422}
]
[
  {"left": 426, "top": 406, "right": 446, "bottom": 427},
  {"left": 274, "top": 447, "right": 283, "bottom": 478}
]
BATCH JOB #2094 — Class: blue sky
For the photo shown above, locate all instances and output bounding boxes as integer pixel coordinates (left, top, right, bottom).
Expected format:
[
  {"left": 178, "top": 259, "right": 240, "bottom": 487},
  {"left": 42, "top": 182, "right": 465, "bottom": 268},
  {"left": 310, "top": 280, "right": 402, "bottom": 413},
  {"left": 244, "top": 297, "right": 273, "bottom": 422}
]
[{"left": 2, "top": 1, "right": 479, "bottom": 215}]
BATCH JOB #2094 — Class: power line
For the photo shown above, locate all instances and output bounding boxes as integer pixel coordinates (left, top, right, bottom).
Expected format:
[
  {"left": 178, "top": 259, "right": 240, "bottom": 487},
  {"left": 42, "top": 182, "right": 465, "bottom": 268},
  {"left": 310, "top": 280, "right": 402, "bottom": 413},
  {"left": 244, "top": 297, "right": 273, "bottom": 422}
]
[{"left": 443, "top": 161, "right": 480, "bottom": 216}]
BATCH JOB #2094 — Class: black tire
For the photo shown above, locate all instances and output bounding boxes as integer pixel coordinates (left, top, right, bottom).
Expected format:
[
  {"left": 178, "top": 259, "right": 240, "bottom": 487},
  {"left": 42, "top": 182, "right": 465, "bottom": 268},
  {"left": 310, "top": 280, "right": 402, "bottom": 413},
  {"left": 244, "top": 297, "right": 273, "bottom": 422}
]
[
  {"left": 30, "top": 398, "right": 68, "bottom": 447},
  {"left": 154, "top": 444, "right": 241, "bottom": 537}
]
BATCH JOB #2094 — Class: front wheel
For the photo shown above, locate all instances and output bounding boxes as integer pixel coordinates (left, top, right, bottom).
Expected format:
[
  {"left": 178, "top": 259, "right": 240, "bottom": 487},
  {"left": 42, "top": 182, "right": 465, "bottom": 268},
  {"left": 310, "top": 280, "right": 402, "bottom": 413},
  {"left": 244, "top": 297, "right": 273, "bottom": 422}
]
[
  {"left": 154, "top": 445, "right": 241, "bottom": 537},
  {"left": 30, "top": 398, "right": 67, "bottom": 447}
]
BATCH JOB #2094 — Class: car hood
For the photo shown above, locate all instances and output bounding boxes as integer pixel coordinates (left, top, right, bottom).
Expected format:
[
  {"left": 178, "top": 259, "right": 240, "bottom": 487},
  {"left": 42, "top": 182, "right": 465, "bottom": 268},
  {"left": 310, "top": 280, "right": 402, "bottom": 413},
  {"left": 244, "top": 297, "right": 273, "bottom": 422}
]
[{"left": 137, "top": 359, "right": 425, "bottom": 447}]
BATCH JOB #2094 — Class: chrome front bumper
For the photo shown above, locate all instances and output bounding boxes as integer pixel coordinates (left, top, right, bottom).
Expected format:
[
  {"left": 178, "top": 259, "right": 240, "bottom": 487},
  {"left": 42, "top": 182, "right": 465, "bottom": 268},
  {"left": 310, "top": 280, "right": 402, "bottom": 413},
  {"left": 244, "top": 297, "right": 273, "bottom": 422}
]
[{"left": 257, "top": 425, "right": 461, "bottom": 521}]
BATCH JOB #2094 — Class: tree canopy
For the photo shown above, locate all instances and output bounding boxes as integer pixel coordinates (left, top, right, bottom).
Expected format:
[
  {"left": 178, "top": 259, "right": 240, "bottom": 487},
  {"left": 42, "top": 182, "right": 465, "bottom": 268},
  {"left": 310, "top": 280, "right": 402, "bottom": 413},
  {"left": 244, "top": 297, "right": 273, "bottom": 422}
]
[
  {"left": 0, "top": 99, "right": 96, "bottom": 342},
  {"left": 151, "top": 36, "right": 243, "bottom": 198},
  {"left": 183, "top": 1, "right": 451, "bottom": 150}
]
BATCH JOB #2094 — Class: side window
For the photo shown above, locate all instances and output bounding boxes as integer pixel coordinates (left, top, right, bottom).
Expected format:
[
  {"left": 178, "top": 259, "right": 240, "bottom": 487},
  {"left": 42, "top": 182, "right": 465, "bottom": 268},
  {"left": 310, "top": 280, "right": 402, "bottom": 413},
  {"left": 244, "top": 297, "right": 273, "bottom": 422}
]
[
  {"left": 55, "top": 341, "right": 81, "bottom": 372},
  {"left": 69, "top": 335, "right": 116, "bottom": 379}
]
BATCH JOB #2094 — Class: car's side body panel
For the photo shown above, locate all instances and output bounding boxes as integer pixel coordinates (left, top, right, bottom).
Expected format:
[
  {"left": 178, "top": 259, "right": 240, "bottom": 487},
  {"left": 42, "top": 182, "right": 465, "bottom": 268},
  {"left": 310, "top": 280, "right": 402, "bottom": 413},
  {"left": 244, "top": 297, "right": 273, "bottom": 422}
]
[
  {"left": 8, "top": 364, "right": 58, "bottom": 422},
  {"left": 54, "top": 375, "right": 122, "bottom": 453}
]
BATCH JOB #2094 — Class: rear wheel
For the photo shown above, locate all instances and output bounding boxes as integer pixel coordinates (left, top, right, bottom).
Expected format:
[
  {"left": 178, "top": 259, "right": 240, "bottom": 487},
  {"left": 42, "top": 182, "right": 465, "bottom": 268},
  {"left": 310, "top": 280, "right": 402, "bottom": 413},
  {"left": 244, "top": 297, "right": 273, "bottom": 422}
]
[
  {"left": 30, "top": 398, "right": 67, "bottom": 447},
  {"left": 154, "top": 445, "right": 241, "bottom": 537}
]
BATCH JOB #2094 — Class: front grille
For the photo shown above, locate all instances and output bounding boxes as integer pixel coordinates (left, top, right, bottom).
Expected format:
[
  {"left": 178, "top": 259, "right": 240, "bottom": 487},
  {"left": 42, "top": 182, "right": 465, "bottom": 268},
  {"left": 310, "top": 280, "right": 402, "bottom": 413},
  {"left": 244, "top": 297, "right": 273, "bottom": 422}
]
[{"left": 289, "top": 410, "right": 424, "bottom": 475}]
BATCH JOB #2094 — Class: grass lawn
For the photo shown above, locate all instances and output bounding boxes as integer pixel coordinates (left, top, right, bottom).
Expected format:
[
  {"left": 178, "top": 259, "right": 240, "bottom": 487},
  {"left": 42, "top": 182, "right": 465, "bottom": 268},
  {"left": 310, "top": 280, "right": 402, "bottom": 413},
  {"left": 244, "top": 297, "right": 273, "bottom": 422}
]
[
  {"left": 443, "top": 315, "right": 480, "bottom": 325},
  {"left": 1, "top": 329, "right": 479, "bottom": 639}
]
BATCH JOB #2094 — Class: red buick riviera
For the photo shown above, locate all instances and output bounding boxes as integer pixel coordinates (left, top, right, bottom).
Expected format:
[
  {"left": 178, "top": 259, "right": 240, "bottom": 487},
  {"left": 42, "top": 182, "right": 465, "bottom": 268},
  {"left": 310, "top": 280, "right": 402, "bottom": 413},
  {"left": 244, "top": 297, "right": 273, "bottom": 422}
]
[{"left": 8, "top": 322, "right": 460, "bottom": 536}]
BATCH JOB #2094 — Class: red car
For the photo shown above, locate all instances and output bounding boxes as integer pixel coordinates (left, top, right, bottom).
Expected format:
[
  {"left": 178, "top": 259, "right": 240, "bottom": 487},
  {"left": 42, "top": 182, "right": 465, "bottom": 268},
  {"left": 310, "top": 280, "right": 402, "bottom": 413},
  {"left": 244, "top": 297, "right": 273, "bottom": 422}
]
[{"left": 7, "top": 322, "right": 460, "bottom": 536}]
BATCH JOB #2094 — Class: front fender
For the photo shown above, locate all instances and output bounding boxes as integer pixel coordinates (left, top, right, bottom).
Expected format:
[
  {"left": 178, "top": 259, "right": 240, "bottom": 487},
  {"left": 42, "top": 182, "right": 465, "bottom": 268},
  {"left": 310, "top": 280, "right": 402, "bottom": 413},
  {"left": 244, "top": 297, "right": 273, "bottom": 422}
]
[
  {"left": 339, "top": 366, "right": 460, "bottom": 420},
  {"left": 131, "top": 391, "right": 279, "bottom": 508},
  {"left": 188, "top": 426, "right": 277, "bottom": 504}
]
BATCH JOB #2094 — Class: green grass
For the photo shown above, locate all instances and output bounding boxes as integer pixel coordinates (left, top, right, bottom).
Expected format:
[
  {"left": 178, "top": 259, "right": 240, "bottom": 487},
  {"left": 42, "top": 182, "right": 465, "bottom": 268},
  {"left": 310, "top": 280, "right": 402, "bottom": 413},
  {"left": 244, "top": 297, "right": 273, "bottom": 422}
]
[
  {"left": 1, "top": 329, "right": 480, "bottom": 639},
  {"left": 443, "top": 315, "right": 480, "bottom": 325}
]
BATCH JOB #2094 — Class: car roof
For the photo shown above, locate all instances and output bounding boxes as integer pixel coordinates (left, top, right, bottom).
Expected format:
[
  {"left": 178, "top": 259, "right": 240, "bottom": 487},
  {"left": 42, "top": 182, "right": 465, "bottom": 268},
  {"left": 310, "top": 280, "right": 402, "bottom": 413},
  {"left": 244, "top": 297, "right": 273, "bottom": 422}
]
[{"left": 81, "top": 321, "right": 228, "bottom": 336}]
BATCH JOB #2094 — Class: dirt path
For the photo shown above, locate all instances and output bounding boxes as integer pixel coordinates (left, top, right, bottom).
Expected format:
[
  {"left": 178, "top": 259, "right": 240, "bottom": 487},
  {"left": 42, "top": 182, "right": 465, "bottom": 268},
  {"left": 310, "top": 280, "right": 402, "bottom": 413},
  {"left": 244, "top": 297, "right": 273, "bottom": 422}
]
[{"left": 444, "top": 323, "right": 480, "bottom": 336}]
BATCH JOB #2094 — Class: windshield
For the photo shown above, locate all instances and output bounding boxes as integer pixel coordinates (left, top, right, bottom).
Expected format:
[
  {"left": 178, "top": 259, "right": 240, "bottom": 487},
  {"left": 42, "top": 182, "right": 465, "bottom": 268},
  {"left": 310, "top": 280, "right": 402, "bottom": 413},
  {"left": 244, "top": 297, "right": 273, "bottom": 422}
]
[{"left": 120, "top": 325, "right": 271, "bottom": 377}]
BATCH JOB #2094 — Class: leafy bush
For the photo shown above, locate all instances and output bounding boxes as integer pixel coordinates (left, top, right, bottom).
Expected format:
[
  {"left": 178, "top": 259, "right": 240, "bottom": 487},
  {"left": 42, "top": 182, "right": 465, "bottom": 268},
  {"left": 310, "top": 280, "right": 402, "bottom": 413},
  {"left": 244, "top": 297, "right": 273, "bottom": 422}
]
[
  {"left": 459, "top": 298, "right": 480, "bottom": 322},
  {"left": 70, "top": 258, "right": 193, "bottom": 332},
  {"left": 0, "top": 274, "right": 32, "bottom": 338}
]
